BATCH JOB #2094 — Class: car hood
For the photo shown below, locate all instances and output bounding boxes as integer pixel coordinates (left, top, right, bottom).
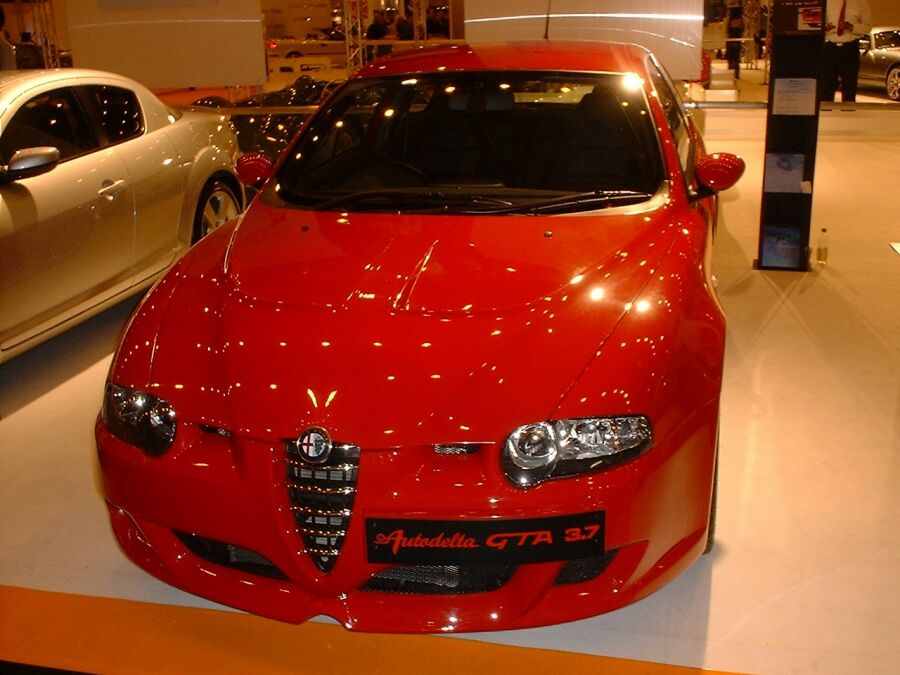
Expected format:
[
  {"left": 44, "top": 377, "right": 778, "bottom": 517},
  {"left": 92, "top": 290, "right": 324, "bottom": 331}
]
[
  {"left": 149, "top": 201, "right": 679, "bottom": 446},
  {"left": 226, "top": 201, "right": 669, "bottom": 313}
]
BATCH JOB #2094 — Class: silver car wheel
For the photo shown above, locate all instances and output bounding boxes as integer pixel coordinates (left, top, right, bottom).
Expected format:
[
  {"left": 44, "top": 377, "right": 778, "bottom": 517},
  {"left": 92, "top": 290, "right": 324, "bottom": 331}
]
[
  {"left": 194, "top": 180, "right": 240, "bottom": 243},
  {"left": 887, "top": 68, "right": 900, "bottom": 102}
]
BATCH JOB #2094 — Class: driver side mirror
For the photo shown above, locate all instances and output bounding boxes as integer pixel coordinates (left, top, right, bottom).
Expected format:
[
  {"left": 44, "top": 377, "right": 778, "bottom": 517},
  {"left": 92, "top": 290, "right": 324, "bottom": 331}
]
[
  {"left": 693, "top": 152, "right": 745, "bottom": 198},
  {"left": 1, "top": 146, "right": 60, "bottom": 182},
  {"left": 859, "top": 37, "right": 871, "bottom": 51}
]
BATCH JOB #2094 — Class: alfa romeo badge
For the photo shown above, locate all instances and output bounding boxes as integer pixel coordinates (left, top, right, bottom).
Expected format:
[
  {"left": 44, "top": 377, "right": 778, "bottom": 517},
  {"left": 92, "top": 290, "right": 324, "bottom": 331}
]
[{"left": 296, "top": 427, "right": 332, "bottom": 464}]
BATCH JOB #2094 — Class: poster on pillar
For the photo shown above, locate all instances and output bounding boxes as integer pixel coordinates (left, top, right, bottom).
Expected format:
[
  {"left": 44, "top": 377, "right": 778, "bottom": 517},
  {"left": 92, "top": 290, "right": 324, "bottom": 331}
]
[{"left": 772, "top": 0, "right": 824, "bottom": 35}]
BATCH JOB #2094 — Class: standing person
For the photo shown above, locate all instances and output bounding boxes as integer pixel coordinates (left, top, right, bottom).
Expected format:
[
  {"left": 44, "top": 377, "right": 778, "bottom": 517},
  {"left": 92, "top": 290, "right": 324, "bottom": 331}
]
[
  {"left": 434, "top": 10, "right": 450, "bottom": 38},
  {"left": 725, "top": 1, "right": 744, "bottom": 79},
  {"left": 0, "top": 8, "right": 16, "bottom": 71},
  {"left": 395, "top": 12, "right": 414, "bottom": 41},
  {"left": 365, "top": 10, "right": 391, "bottom": 61},
  {"left": 425, "top": 8, "right": 441, "bottom": 39},
  {"left": 820, "top": 0, "right": 872, "bottom": 102}
]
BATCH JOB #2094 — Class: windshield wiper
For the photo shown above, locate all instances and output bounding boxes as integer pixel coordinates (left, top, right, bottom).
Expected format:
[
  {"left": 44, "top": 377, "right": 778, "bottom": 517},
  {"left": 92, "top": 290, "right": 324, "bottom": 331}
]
[
  {"left": 315, "top": 189, "right": 513, "bottom": 212},
  {"left": 486, "top": 190, "right": 653, "bottom": 215}
]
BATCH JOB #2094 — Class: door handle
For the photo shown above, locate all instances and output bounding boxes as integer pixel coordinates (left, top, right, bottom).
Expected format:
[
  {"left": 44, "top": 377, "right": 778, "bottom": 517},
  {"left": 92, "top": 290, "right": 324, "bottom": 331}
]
[{"left": 98, "top": 179, "right": 127, "bottom": 200}]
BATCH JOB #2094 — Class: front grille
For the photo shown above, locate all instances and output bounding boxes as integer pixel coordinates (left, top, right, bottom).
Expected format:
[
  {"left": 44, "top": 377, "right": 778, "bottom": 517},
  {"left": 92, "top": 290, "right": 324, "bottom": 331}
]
[
  {"left": 285, "top": 440, "right": 360, "bottom": 571},
  {"left": 175, "top": 531, "right": 289, "bottom": 580},
  {"left": 553, "top": 550, "right": 619, "bottom": 585},
  {"left": 361, "top": 564, "right": 515, "bottom": 595}
]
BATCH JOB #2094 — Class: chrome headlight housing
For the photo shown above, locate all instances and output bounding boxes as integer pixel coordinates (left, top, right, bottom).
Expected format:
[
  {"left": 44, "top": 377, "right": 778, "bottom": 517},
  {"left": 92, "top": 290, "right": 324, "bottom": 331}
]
[
  {"left": 503, "top": 416, "right": 652, "bottom": 488},
  {"left": 102, "top": 383, "right": 177, "bottom": 457}
]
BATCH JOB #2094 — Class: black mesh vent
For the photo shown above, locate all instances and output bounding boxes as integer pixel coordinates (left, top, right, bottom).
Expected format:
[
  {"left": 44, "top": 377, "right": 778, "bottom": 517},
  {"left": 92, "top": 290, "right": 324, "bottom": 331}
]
[
  {"left": 285, "top": 440, "right": 360, "bottom": 572},
  {"left": 175, "top": 531, "right": 289, "bottom": 580},
  {"left": 553, "top": 550, "right": 619, "bottom": 585},
  {"left": 361, "top": 564, "right": 515, "bottom": 595}
]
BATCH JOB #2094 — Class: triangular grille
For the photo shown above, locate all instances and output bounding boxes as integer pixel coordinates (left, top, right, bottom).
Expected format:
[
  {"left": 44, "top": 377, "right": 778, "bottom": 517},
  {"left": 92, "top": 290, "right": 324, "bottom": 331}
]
[{"left": 285, "top": 441, "right": 359, "bottom": 571}]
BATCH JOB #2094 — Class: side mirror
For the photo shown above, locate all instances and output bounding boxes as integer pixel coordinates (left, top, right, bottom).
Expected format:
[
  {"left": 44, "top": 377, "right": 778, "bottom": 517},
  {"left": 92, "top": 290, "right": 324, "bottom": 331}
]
[
  {"left": 859, "top": 37, "right": 871, "bottom": 51},
  {"left": 1, "top": 146, "right": 60, "bottom": 182},
  {"left": 236, "top": 151, "right": 274, "bottom": 188},
  {"left": 694, "top": 152, "right": 745, "bottom": 196}
]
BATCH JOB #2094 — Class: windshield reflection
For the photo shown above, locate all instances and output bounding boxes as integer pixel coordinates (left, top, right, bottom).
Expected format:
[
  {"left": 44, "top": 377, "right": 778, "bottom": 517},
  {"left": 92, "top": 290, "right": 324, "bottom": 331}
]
[{"left": 272, "top": 71, "right": 665, "bottom": 214}]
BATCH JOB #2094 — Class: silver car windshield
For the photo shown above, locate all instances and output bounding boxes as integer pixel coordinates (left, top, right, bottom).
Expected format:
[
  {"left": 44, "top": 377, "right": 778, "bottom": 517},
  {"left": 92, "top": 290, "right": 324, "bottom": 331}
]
[{"left": 272, "top": 71, "right": 665, "bottom": 214}]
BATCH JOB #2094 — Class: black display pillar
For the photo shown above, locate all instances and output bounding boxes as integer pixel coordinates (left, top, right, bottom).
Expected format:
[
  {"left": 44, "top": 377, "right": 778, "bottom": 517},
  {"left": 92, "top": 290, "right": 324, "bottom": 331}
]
[{"left": 756, "top": 0, "right": 825, "bottom": 271}]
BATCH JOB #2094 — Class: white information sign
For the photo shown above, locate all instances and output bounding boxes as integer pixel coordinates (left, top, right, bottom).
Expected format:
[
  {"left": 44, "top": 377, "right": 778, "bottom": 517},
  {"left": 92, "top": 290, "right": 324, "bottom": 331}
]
[{"left": 772, "top": 78, "right": 818, "bottom": 116}]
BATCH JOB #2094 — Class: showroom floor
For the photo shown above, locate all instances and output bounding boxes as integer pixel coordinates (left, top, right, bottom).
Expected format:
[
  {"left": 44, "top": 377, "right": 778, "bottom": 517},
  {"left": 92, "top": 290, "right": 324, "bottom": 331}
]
[{"left": 1, "top": 101, "right": 899, "bottom": 673}]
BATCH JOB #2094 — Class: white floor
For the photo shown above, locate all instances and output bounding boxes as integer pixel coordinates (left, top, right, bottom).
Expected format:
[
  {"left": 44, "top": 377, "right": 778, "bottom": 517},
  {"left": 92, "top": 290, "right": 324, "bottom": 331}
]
[{"left": 1, "top": 108, "right": 898, "bottom": 675}]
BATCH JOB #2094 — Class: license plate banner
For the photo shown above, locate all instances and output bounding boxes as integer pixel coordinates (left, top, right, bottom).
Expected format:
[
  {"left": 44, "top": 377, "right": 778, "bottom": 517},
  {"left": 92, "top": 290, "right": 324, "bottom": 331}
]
[{"left": 366, "top": 511, "right": 605, "bottom": 564}]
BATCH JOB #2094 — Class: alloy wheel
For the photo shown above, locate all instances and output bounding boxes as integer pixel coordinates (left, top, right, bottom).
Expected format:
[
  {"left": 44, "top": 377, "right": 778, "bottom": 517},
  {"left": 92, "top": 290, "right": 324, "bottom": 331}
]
[
  {"left": 888, "top": 68, "right": 900, "bottom": 101},
  {"left": 201, "top": 185, "right": 240, "bottom": 238}
]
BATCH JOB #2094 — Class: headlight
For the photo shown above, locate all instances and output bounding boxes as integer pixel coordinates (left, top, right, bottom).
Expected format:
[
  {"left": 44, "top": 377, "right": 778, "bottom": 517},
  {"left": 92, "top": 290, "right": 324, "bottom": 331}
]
[
  {"left": 503, "top": 416, "right": 652, "bottom": 488},
  {"left": 102, "top": 383, "right": 177, "bottom": 456}
]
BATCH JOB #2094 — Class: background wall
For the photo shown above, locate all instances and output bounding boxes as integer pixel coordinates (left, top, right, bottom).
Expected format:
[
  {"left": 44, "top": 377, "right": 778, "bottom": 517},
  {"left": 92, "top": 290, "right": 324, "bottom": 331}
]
[
  {"left": 463, "top": 0, "right": 705, "bottom": 80},
  {"left": 67, "top": 0, "right": 266, "bottom": 89},
  {"left": 868, "top": 0, "right": 900, "bottom": 25}
]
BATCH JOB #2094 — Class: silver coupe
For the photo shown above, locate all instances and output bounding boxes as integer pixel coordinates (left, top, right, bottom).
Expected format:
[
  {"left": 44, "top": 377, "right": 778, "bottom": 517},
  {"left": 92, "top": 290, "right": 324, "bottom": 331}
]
[{"left": 0, "top": 69, "right": 244, "bottom": 362}]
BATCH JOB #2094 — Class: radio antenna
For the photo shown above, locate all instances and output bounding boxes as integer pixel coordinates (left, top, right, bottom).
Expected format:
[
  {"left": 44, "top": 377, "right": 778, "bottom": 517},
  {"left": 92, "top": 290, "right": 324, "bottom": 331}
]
[{"left": 543, "top": 0, "right": 552, "bottom": 40}]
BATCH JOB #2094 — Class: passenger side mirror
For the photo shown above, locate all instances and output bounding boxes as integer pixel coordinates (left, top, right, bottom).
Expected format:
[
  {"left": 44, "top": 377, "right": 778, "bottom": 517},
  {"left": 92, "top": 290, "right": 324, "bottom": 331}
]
[
  {"left": 236, "top": 151, "right": 274, "bottom": 188},
  {"left": 1, "top": 146, "right": 60, "bottom": 182},
  {"left": 694, "top": 152, "right": 745, "bottom": 196}
]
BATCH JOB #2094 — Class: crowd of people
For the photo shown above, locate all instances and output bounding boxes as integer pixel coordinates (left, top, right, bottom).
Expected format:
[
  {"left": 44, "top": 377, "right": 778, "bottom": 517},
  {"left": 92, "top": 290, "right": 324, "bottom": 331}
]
[
  {"left": 365, "top": 6, "right": 450, "bottom": 61},
  {"left": 365, "top": 7, "right": 449, "bottom": 43}
]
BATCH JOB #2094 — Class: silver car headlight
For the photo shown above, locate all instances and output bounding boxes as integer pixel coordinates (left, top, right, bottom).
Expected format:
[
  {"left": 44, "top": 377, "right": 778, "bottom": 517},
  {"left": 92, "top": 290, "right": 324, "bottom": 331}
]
[
  {"left": 102, "top": 382, "right": 177, "bottom": 457},
  {"left": 502, "top": 416, "right": 652, "bottom": 488}
]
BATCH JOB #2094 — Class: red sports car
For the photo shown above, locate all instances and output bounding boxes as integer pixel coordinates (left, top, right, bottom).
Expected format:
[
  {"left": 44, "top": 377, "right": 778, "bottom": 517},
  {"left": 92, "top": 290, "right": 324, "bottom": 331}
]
[{"left": 96, "top": 41, "right": 743, "bottom": 632}]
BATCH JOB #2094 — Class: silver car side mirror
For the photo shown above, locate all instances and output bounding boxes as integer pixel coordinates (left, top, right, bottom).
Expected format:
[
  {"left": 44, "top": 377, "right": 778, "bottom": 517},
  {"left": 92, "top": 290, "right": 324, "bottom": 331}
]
[{"left": 1, "top": 146, "right": 61, "bottom": 182}]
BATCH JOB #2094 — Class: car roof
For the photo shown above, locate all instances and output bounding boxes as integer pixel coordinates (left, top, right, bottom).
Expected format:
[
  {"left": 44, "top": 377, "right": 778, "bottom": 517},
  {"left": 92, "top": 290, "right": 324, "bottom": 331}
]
[
  {"left": 353, "top": 41, "right": 652, "bottom": 79},
  {"left": 0, "top": 68, "right": 172, "bottom": 130},
  {"left": 0, "top": 68, "right": 151, "bottom": 100}
]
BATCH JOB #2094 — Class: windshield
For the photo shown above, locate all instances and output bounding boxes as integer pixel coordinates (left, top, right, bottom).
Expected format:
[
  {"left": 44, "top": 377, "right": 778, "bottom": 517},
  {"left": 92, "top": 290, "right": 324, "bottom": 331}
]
[{"left": 272, "top": 71, "right": 665, "bottom": 214}]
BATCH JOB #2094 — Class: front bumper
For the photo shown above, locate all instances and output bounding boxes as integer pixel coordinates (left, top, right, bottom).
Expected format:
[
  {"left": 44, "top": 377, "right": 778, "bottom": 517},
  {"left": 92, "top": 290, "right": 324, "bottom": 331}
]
[{"left": 96, "top": 406, "right": 716, "bottom": 632}]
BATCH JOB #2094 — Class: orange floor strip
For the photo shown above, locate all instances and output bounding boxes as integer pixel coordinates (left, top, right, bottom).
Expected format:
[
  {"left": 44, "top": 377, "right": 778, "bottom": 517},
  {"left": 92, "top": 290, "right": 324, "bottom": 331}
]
[{"left": 0, "top": 585, "right": 735, "bottom": 674}]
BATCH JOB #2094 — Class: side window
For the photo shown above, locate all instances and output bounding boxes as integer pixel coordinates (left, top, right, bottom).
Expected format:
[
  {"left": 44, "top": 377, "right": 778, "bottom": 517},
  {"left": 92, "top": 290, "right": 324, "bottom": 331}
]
[
  {"left": 84, "top": 85, "right": 144, "bottom": 144},
  {"left": 648, "top": 60, "right": 691, "bottom": 171},
  {"left": 0, "top": 87, "right": 98, "bottom": 163}
]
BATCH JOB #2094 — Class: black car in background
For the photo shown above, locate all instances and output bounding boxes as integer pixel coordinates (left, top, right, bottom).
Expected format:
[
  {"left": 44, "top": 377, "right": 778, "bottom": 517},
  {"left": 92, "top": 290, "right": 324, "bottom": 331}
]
[{"left": 193, "top": 76, "right": 341, "bottom": 159}]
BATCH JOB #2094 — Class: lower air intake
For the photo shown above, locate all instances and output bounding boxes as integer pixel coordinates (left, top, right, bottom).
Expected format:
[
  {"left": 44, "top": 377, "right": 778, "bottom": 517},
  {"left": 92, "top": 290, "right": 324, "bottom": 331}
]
[
  {"left": 361, "top": 564, "right": 515, "bottom": 595},
  {"left": 175, "top": 531, "right": 288, "bottom": 580},
  {"left": 553, "top": 550, "right": 619, "bottom": 585}
]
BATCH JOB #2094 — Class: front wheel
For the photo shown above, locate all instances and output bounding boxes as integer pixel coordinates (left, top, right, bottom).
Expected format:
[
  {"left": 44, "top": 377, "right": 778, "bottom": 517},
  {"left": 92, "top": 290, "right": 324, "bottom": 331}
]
[
  {"left": 886, "top": 67, "right": 900, "bottom": 102},
  {"left": 192, "top": 179, "right": 240, "bottom": 244}
]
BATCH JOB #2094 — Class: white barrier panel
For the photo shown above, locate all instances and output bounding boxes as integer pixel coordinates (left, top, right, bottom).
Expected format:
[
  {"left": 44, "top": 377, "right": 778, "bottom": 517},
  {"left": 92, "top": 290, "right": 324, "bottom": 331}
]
[
  {"left": 464, "top": 0, "right": 704, "bottom": 81},
  {"left": 68, "top": 0, "right": 266, "bottom": 88}
]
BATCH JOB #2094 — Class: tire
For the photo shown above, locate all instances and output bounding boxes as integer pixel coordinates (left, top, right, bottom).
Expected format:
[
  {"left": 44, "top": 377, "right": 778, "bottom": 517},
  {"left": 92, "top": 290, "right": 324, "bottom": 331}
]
[
  {"left": 703, "top": 441, "right": 719, "bottom": 555},
  {"left": 886, "top": 67, "right": 900, "bottom": 102},
  {"left": 192, "top": 179, "right": 241, "bottom": 244}
]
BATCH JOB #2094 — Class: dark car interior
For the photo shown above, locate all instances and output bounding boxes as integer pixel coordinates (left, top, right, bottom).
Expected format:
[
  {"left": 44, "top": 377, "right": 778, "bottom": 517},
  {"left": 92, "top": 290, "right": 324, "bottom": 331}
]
[{"left": 278, "top": 72, "right": 665, "bottom": 210}]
